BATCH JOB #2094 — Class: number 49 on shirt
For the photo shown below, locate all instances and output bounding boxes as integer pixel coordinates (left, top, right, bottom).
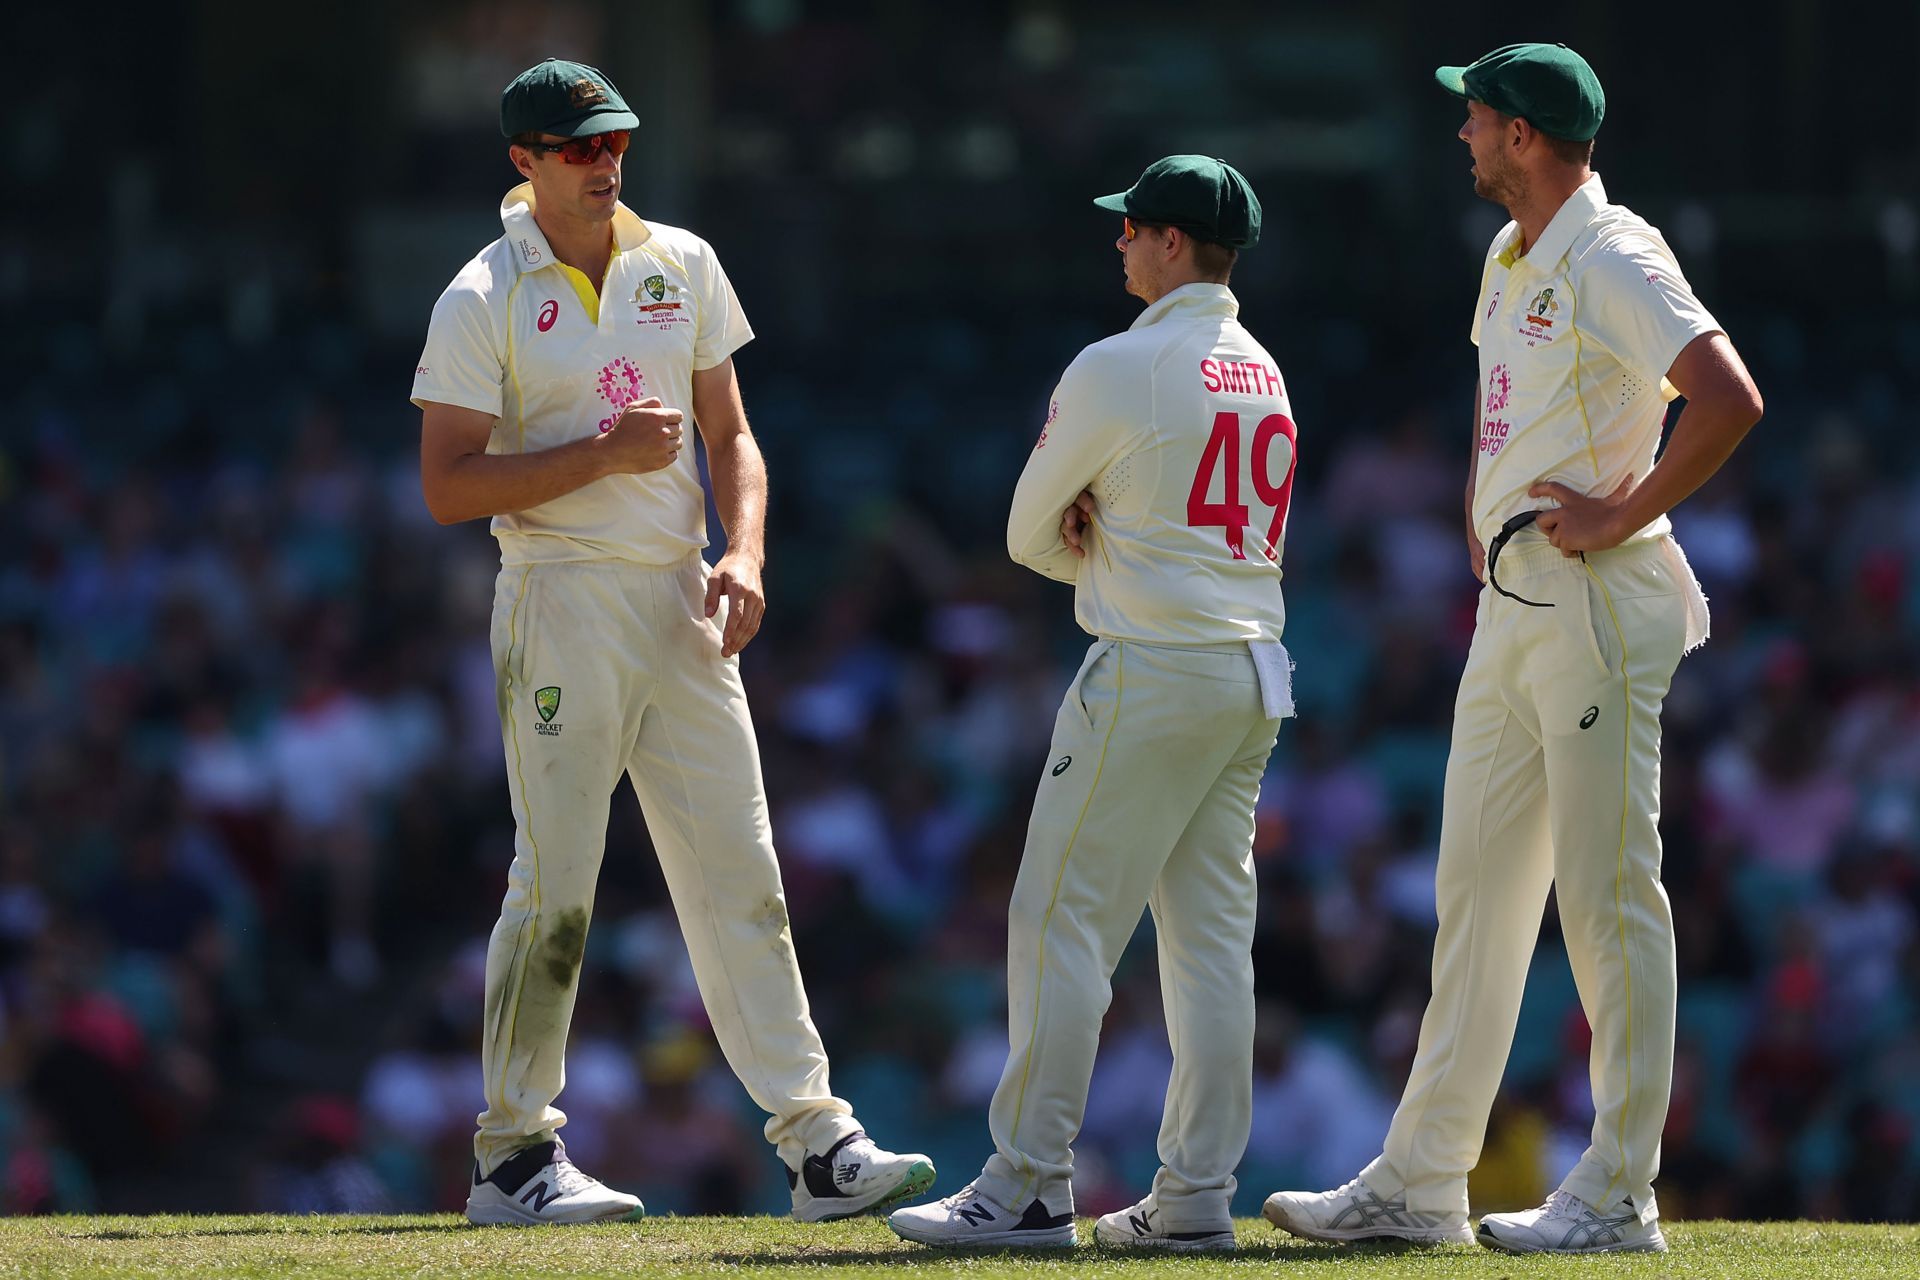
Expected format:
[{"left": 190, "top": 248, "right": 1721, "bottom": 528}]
[{"left": 1187, "top": 410, "right": 1297, "bottom": 560}]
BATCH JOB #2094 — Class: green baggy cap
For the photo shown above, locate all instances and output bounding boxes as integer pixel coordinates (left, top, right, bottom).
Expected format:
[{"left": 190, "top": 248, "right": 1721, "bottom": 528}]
[
  {"left": 1434, "top": 43, "right": 1605, "bottom": 142},
  {"left": 501, "top": 58, "right": 639, "bottom": 139},
  {"left": 1093, "top": 155, "right": 1262, "bottom": 250}
]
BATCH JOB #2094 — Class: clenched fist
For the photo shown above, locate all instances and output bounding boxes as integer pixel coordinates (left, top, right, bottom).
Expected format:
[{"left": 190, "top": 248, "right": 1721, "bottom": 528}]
[{"left": 599, "top": 397, "right": 685, "bottom": 475}]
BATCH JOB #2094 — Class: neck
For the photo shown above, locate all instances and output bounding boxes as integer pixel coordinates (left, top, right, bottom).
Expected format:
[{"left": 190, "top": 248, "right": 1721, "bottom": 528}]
[
  {"left": 533, "top": 203, "right": 616, "bottom": 280},
  {"left": 1141, "top": 271, "right": 1216, "bottom": 306},
  {"left": 1509, "top": 167, "right": 1590, "bottom": 256}
]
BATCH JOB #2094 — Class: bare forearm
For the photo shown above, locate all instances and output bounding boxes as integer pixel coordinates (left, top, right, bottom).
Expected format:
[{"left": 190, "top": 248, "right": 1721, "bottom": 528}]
[
  {"left": 1614, "top": 397, "right": 1759, "bottom": 535},
  {"left": 707, "top": 434, "right": 768, "bottom": 565},
  {"left": 427, "top": 437, "right": 609, "bottom": 525}
]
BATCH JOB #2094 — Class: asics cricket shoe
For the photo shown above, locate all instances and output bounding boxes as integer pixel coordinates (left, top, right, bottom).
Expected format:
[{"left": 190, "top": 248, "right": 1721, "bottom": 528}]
[
  {"left": 1262, "top": 1175, "right": 1473, "bottom": 1244},
  {"left": 787, "top": 1131, "right": 935, "bottom": 1222},
  {"left": 888, "top": 1181, "right": 1076, "bottom": 1248},
  {"left": 464, "top": 1139, "right": 642, "bottom": 1225},
  {"left": 1093, "top": 1194, "right": 1235, "bottom": 1252},
  {"left": 1476, "top": 1189, "right": 1667, "bottom": 1254}
]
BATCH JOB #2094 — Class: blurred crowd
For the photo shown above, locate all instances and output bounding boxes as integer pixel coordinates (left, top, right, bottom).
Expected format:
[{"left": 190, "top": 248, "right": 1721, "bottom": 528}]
[
  {"left": 3, "top": 313, "right": 1917, "bottom": 1219},
  {"left": 4, "top": 0, "right": 1919, "bottom": 1227}
]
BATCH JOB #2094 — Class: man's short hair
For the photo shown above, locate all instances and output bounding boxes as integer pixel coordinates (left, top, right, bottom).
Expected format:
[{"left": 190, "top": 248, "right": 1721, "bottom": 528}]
[
  {"left": 1493, "top": 110, "right": 1595, "bottom": 168},
  {"left": 1544, "top": 131, "right": 1596, "bottom": 167},
  {"left": 1135, "top": 222, "right": 1239, "bottom": 282}
]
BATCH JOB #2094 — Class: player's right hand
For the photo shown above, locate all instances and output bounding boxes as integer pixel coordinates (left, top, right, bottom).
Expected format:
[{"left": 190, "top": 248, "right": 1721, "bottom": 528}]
[
  {"left": 1469, "top": 527, "right": 1487, "bottom": 582},
  {"left": 1061, "top": 489, "right": 1098, "bottom": 557},
  {"left": 601, "top": 397, "right": 684, "bottom": 474}
]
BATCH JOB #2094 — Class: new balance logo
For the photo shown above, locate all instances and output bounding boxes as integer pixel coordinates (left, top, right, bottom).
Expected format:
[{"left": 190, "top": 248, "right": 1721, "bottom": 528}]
[
  {"left": 1129, "top": 1213, "right": 1151, "bottom": 1235},
  {"left": 520, "top": 1180, "right": 562, "bottom": 1212},
  {"left": 957, "top": 1202, "right": 997, "bottom": 1226},
  {"left": 835, "top": 1163, "right": 859, "bottom": 1186}
]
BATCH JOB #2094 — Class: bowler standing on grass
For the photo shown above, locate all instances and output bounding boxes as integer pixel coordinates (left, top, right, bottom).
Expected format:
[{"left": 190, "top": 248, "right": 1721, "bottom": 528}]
[
  {"left": 890, "top": 156, "right": 1295, "bottom": 1252},
  {"left": 1262, "top": 43, "right": 1763, "bottom": 1255},
  {"left": 411, "top": 57, "right": 933, "bottom": 1227}
]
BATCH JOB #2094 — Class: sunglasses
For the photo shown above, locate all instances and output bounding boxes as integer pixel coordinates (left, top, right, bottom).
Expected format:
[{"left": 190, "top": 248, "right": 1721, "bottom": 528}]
[
  {"left": 1122, "top": 216, "right": 1140, "bottom": 243},
  {"left": 522, "top": 130, "right": 631, "bottom": 165}
]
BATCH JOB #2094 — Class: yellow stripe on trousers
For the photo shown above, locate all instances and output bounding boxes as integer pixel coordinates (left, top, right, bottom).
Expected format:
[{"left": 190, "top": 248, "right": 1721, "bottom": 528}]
[
  {"left": 1008, "top": 645, "right": 1126, "bottom": 1206},
  {"left": 494, "top": 564, "right": 544, "bottom": 1123},
  {"left": 1582, "top": 559, "right": 1637, "bottom": 1207}
]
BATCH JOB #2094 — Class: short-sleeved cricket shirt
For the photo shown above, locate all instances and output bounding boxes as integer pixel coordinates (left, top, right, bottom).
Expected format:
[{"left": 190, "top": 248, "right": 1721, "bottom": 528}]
[
  {"left": 411, "top": 183, "right": 753, "bottom": 565},
  {"left": 1471, "top": 175, "right": 1722, "bottom": 550}
]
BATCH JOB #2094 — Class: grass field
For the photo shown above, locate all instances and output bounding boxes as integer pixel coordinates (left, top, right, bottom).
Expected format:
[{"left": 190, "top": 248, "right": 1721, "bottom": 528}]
[{"left": 4, "top": 1216, "right": 1917, "bottom": 1279}]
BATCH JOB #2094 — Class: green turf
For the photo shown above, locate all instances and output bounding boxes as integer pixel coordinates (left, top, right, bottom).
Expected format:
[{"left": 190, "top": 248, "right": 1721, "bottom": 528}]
[{"left": 3, "top": 1215, "right": 1916, "bottom": 1278}]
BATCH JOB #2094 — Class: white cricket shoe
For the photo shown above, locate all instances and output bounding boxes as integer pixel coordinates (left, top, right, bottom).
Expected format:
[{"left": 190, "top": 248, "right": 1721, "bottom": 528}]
[
  {"left": 1093, "top": 1194, "right": 1235, "bottom": 1252},
  {"left": 464, "top": 1139, "right": 642, "bottom": 1226},
  {"left": 787, "top": 1131, "right": 936, "bottom": 1222},
  {"left": 1476, "top": 1189, "right": 1667, "bottom": 1254},
  {"left": 1262, "top": 1175, "right": 1473, "bottom": 1244},
  {"left": 888, "top": 1181, "right": 1076, "bottom": 1248}
]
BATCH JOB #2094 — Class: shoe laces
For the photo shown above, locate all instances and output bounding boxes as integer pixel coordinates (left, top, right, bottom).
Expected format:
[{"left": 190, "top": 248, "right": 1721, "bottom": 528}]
[
  {"left": 550, "top": 1157, "right": 599, "bottom": 1196},
  {"left": 1330, "top": 1175, "right": 1373, "bottom": 1202},
  {"left": 938, "top": 1181, "right": 984, "bottom": 1210},
  {"left": 1543, "top": 1189, "right": 1588, "bottom": 1219}
]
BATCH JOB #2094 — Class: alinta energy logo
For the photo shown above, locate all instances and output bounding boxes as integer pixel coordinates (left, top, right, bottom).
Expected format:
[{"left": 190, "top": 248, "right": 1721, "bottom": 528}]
[{"left": 595, "top": 357, "right": 648, "bottom": 432}]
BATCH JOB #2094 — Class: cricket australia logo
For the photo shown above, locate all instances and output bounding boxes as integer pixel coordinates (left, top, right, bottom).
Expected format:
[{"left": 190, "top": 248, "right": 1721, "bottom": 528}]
[
  {"left": 634, "top": 272, "right": 687, "bottom": 327},
  {"left": 534, "top": 686, "right": 563, "bottom": 737},
  {"left": 643, "top": 273, "right": 666, "bottom": 302}
]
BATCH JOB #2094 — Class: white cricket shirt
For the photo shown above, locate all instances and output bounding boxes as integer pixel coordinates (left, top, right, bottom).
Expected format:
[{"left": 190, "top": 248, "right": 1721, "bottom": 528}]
[
  {"left": 1472, "top": 174, "right": 1722, "bottom": 549},
  {"left": 411, "top": 183, "right": 753, "bottom": 565},
  {"left": 1008, "top": 283, "right": 1295, "bottom": 646}
]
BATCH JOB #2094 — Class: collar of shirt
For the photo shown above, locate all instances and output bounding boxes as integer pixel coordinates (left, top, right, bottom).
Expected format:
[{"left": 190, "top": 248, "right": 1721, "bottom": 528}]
[
  {"left": 1128, "top": 281, "right": 1239, "bottom": 331},
  {"left": 498, "top": 182, "right": 653, "bottom": 275},
  {"left": 1496, "top": 172, "right": 1608, "bottom": 272}
]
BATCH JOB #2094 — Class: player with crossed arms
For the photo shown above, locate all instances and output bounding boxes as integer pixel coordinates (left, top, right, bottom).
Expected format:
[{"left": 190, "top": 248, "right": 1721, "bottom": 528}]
[
  {"left": 1263, "top": 42, "right": 1763, "bottom": 1255},
  {"left": 891, "top": 156, "right": 1296, "bottom": 1252}
]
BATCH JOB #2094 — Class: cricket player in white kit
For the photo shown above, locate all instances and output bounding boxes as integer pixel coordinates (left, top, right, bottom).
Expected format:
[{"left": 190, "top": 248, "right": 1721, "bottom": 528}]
[
  {"left": 891, "top": 156, "right": 1296, "bottom": 1253},
  {"left": 1263, "top": 44, "right": 1763, "bottom": 1255},
  {"left": 411, "top": 58, "right": 932, "bottom": 1227}
]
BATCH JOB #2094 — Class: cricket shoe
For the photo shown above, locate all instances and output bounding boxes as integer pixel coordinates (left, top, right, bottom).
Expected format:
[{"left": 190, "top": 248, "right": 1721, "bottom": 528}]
[
  {"left": 888, "top": 1181, "right": 1076, "bottom": 1248},
  {"left": 787, "top": 1131, "right": 936, "bottom": 1222},
  {"left": 1476, "top": 1189, "right": 1667, "bottom": 1254},
  {"left": 464, "top": 1139, "right": 642, "bottom": 1225},
  {"left": 1262, "top": 1175, "right": 1473, "bottom": 1244},
  {"left": 1093, "top": 1194, "right": 1235, "bottom": 1252}
]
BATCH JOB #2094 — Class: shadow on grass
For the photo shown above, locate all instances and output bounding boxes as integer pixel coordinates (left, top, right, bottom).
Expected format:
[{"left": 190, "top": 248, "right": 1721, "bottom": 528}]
[
  {"left": 71, "top": 1223, "right": 473, "bottom": 1241},
  {"left": 710, "top": 1240, "right": 1367, "bottom": 1266}
]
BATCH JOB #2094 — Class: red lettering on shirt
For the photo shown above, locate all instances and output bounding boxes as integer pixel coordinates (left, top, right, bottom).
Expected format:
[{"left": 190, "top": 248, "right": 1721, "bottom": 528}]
[
  {"left": 1202, "top": 356, "right": 1284, "bottom": 398},
  {"left": 1200, "top": 358, "right": 1222, "bottom": 393}
]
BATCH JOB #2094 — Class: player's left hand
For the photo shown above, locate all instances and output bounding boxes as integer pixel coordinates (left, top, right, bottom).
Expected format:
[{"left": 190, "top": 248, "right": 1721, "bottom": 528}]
[
  {"left": 1060, "top": 490, "right": 1098, "bottom": 557},
  {"left": 1530, "top": 474, "right": 1637, "bottom": 556},
  {"left": 705, "top": 553, "right": 765, "bottom": 657}
]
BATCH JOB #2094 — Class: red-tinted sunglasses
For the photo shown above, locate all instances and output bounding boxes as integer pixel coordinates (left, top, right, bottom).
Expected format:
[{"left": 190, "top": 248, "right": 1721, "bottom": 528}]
[{"left": 523, "top": 130, "right": 631, "bottom": 165}]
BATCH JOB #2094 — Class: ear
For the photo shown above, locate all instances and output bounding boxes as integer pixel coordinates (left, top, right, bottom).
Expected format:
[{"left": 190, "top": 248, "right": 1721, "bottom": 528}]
[{"left": 509, "top": 144, "right": 536, "bottom": 181}]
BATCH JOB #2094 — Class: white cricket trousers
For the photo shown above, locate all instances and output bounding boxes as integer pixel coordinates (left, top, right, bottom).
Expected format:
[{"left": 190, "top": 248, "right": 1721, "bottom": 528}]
[
  {"left": 976, "top": 639, "right": 1283, "bottom": 1228},
  {"left": 474, "top": 554, "right": 857, "bottom": 1175},
  {"left": 1361, "top": 533, "right": 1697, "bottom": 1225}
]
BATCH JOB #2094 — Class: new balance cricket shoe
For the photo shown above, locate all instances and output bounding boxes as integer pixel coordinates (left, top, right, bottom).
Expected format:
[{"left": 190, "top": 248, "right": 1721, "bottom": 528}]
[
  {"left": 464, "top": 1139, "right": 643, "bottom": 1226},
  {"left": 1476, "top": 1189, "right": 1668, "bottom": 1254},
  {"left": 1262, "top": 1175, "right": 1473, "bottom": 1245},
  {"left": 786, "top": 1131, "right": 936, "bottom": 1222},
  {"left": 1093, "top": 1195, "right": 1236, "bottom": 1252},
  {"left": 888, "top": 1182, "right": 1076, "bottom": 1248}
]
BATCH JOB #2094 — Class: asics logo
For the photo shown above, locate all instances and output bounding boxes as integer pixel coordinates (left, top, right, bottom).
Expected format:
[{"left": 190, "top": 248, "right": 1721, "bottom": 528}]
[{"left": 1580, "top": 706, "right": 1600, "bottom": 730}]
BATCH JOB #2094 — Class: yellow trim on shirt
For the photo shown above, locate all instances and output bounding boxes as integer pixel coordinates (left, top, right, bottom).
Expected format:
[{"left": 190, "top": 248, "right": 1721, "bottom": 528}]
[
  {"left": 554, "top": 260, "right": 603, "bottom": 323},
  {"left": 1563, "top": 278, "right": 1603, "bottom": 479}
]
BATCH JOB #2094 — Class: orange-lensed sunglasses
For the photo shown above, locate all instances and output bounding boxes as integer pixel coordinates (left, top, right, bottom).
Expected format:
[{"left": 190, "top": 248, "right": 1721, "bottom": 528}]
[{"left": 522, "top": 130, "right": 631, "bottom": 164}]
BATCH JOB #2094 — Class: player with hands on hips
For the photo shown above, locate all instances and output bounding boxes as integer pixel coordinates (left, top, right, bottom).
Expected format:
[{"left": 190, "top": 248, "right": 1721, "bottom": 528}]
[
  {"left": 411, "top": 56, "right": 931, "bottom": 1229},
  {"left": 892, "top": 156, "right": 1295, "bottom": 1254},
  {"left": 1262, "top": 42, "right": 1762, "bottom": 1257}
]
